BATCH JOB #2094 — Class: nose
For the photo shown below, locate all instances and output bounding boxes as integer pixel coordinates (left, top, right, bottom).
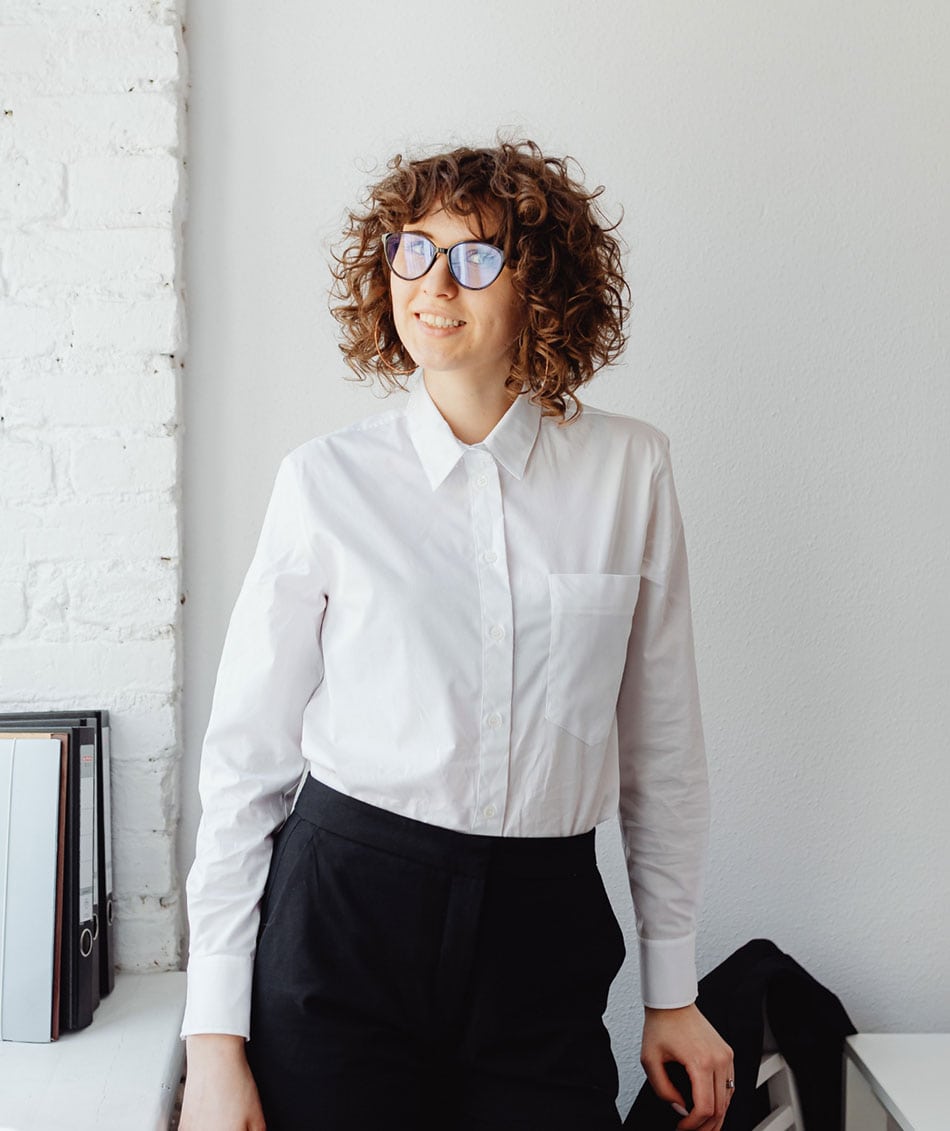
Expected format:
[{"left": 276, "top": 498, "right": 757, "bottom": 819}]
[{"left": 422, "top": 250, "right": 458, "bottom": 298}]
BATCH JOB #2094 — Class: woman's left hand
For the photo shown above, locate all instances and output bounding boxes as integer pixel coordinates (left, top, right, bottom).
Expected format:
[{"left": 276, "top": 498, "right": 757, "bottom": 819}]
[{"left": 640, "top": 1002, "right": 735, "bottom": 1131}]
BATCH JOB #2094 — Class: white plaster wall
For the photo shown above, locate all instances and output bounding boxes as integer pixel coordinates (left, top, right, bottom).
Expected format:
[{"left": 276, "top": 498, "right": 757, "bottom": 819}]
[
  {"left": 0, "top": 0, "right": 187, "bottom": 970},
  {"left": 183, "top": 0, "right": 950, "bottom": 1109}
]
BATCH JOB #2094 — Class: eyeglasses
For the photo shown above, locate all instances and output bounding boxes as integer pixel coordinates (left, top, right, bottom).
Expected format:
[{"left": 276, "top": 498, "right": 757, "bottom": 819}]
[{"left": 382, "top": 232, "right": 506, "bottom": 290}]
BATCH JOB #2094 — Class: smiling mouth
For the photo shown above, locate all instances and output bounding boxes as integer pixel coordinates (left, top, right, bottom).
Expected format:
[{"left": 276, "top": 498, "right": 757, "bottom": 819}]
[{"left": 417, "top": 313, "right": 465, "bottom": 329}]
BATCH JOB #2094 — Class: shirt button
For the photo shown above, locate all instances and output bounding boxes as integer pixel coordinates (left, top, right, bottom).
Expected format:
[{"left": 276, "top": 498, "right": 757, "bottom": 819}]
[
  {"left": 475, "top": 473, "right": 489, "bottom": 488},
  {"left": 486, "top": 712, "right": 502, "bottom": 728},
  {"left": 489, "top": 624, "right": 505, "bottom": 640},
  {"left": 482, "top": 550, "right": 498, "bottom": 564},
  {"left": 483, "top": 804, "right": 497, "bottom": 819}
]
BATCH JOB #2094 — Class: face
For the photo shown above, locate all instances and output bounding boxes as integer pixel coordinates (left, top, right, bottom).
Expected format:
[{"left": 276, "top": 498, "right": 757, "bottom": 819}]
[{"left": 389, "top": 208, "right": 525, "bottom": 391}]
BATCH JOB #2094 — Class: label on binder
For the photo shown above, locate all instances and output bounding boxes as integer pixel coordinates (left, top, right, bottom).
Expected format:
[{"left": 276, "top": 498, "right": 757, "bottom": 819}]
[{"left": 79, "top": 743, "right": 95, "bottom": 922}]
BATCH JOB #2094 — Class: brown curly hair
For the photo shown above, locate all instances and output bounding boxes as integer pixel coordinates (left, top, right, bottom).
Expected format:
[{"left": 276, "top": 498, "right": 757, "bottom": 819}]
[{"left": 329, "top": 140, "right": 629, "bottom": 421}]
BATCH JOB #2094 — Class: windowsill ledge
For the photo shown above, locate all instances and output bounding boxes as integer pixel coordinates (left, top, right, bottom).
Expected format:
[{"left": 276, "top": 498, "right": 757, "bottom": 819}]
[{"left": 0, "top": 971, "right": 186, "bottom": 1131}]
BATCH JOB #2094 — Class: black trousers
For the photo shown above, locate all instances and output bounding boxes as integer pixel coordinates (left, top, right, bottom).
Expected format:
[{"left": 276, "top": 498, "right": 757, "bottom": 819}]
[{"left": 247, "top": 775, "right": 626, "bottom": 1131}]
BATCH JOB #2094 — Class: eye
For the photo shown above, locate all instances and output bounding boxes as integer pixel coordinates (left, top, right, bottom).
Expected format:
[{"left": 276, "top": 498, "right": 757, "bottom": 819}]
[
  {"left": 463, "top": 244, "right": 500, "bottom": 266},
  {"left": 404, "top": 234, "right": 431, "bottom": 256}
]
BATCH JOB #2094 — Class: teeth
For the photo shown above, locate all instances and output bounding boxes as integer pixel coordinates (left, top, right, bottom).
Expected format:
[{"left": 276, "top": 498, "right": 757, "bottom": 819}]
[{"left": 419, "top": 313, "right": 464, "bottom": 329}]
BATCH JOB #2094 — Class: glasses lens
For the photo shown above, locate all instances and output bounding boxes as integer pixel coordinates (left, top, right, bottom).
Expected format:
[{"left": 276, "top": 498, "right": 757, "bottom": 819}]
[
  {"left": 384, "top": 232, "right": 435, "bottom": 280},
  {"left": 448, "top": 242, "right": 505, "bottom": 289}
]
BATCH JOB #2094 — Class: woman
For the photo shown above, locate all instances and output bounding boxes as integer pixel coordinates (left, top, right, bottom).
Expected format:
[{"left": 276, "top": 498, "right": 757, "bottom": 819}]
[{"left": 180, "top": 140, "right": 733, "bottom": 1131}]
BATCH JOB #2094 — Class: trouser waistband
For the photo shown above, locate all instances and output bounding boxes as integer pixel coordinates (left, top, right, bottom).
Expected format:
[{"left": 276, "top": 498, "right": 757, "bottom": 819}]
[{"left": 294, "top": 773, "right": 596, "bottom": 879}]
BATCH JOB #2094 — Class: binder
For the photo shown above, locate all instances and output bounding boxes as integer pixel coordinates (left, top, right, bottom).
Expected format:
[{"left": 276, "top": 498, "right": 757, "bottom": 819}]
[
  {"left": 0, "top": 711, "right": 114, "bottom": 1000},
  {"left": 0, "top": 720, "right": 97, "bottom": 1031},
  {"left": 98, "top": 712, "right": 114, "bottom": 996},
  {"left": 0, "top": 735, "right": 68, "bottom": 1042}
]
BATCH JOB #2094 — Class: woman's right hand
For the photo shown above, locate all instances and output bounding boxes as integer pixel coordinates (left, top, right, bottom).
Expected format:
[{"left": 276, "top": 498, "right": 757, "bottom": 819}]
[{"left": 179, "top": 1034, "right": 267, "bottom": 1131}]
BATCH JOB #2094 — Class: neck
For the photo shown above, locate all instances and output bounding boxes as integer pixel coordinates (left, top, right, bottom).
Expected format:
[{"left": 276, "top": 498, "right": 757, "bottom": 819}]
[{"left": 422, "top": 370, "right": 518, "bottom": 444}]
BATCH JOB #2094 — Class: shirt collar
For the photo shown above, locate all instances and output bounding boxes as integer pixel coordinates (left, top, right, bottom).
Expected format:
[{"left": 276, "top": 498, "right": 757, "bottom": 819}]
[{"left": 406, "top": 371, "right": 542, "bottom": 490}]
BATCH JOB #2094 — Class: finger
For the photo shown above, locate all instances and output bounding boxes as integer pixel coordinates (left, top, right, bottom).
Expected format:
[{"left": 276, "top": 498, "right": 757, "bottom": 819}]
[
  {"left": 695, "top": 1115, "right": 723, "bottom": 1131},
  {"left": 685, "top": 1098, "right": 724, "bottom": 1131},
  {"left": 677, "top": 1065, "right": 716, "bottom": 1130},
  {"left": 710, "top": 1060, "right": 736, "bottom": 1128},
  {"left": 695, "top": 1068, "right": 733, "bottom": 1131},
  {"left": 677, "top": 1109, "right": 719, "bottom": 1131},
  {"left": 720, "top": 1065, "right": 736, "bottom": 1116},
  {"left": 696, "top": 1055, "right": 736, "bottom": 1130},
  {"left": 641, "top": 1057, "right": 687, "bottom": 1109}
]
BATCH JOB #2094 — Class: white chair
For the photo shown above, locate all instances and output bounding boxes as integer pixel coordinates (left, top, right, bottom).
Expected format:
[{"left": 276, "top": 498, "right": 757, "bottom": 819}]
[{"left": 751, "top": 1050, "right": 805, "bottom": 1131}]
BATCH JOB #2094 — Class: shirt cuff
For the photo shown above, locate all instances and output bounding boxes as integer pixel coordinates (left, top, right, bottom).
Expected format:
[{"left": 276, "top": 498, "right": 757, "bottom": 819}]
[
  {"left": 180, "top": 954, "right": 255, "bottom": 1040},
  {"left": 638, "top": 932, "right": 698, "bottom": 1009}
]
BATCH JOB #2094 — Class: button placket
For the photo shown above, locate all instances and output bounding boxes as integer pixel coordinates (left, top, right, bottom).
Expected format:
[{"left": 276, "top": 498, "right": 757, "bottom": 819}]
[{"left": 465, "top": 449, "right": 513, "bottom": 834}]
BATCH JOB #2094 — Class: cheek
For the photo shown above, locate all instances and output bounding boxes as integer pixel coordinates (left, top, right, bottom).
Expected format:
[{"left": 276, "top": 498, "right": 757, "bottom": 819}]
[
  {"left": 503, "top": 296, "right": 527, "bottom": 343},
  {"left": 390, "top": 282, "right": 412, "bottom": 340},
  {"left": 499, "top": 275, "right": 526, "bottom": 331}
]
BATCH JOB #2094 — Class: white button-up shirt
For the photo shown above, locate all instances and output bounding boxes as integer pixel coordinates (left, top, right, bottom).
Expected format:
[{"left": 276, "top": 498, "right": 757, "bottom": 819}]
[{"left": 182, "top": 371, "right": 709, "bottom": 1038}]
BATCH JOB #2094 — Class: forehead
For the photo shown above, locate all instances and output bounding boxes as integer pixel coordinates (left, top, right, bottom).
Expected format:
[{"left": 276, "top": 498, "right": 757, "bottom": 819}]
[{"left": 403, "top": 203, "right": 499, "bottom": 242}]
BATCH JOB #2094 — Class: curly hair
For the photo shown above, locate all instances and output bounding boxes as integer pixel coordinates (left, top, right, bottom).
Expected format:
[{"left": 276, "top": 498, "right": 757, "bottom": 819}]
[{"left": 329, "top": 140, "right": 629, "bottom": 422}]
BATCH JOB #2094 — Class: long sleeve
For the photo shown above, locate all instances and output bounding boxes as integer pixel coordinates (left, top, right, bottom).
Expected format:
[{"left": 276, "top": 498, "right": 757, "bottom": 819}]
[
  {"left": 181, "top": 453, "right": 327, "bottom": 1038},
  {"left": 616, "top": 441, "right": 710, "bottom": 1009}
]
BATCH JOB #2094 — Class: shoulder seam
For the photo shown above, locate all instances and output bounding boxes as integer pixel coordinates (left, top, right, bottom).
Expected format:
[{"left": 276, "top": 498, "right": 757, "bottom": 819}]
[{"left": 285, "top": 404, "right": 405, "bottom": 461}]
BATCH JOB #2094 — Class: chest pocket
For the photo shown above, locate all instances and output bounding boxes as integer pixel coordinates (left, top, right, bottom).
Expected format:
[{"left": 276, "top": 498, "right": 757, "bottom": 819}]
[{"left": 545, "top": 573, "right": 641, "bottom": 746}]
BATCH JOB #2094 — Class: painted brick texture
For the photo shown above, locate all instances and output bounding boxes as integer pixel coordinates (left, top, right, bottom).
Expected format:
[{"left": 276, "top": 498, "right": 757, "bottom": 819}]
[{"left": 0, "top": 0, "right": 186, "bottom": 973}]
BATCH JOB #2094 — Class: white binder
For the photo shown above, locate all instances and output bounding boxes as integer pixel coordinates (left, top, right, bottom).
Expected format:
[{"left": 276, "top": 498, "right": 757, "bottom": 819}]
[{"left": 0, "top": 736, "right": 66, "bottom": 1043}]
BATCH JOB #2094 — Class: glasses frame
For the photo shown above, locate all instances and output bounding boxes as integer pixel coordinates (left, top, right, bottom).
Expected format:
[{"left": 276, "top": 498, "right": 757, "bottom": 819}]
[{"left": 381, "top": 232, "right": 506, "bottom": 291}]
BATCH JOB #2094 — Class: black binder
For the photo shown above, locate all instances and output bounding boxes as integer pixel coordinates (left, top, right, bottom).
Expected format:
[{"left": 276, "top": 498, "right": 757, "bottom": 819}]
[
  {"left": 96, "top": 711, "right": 115, "bottom": 996},
  {"left": 0, "top": 714, "right": 102, "bottom": 1030}
]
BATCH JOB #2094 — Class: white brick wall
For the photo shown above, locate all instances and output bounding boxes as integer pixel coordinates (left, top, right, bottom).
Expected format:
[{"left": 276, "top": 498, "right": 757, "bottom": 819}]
[{"left": 0, "top": 0, "right": 187, "bottom": 972}]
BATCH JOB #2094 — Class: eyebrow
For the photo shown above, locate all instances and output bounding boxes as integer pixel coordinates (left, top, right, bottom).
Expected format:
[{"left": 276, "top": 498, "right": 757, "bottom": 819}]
[{"left": 401, "top": 228, "right": 497, "bottom": 245}]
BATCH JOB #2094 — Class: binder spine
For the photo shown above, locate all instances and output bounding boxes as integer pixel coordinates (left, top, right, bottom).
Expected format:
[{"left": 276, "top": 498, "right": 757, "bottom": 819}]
[{"left": 98, "top": 718, "right": 115, "bottom": 996}]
